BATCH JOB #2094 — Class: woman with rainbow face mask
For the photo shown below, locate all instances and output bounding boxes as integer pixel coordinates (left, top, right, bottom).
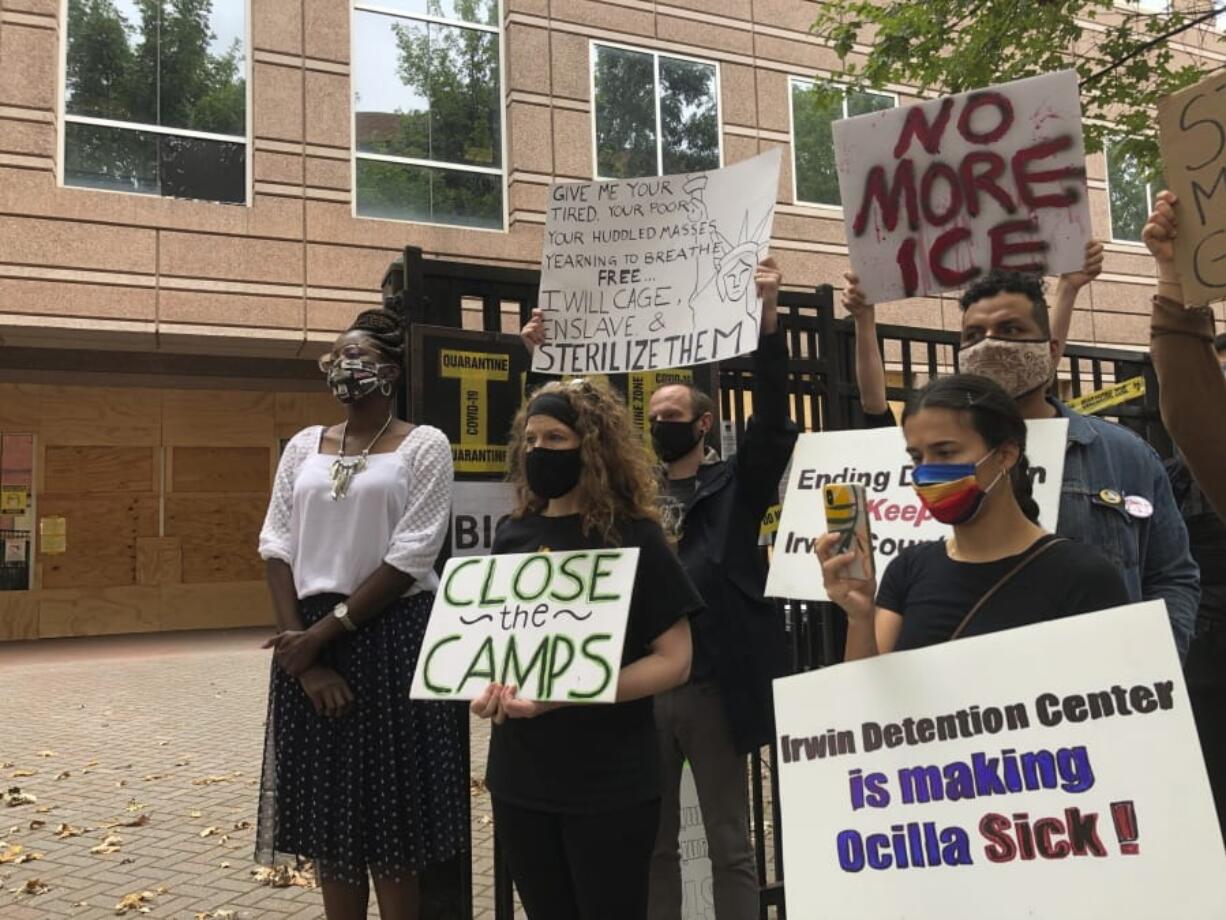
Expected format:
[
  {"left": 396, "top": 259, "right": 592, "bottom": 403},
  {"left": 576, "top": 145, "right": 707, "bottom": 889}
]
[{"left": 817, "top": 374, "right": 1129, "bottom": 660}]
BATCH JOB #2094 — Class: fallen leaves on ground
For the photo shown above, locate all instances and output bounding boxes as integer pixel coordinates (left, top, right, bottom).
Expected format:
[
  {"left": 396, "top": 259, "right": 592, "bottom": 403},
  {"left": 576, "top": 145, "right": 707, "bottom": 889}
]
[
  {"left": 232, "top": 820, "right": 251, "bottom": 831},
  {"left": 90, "top": 834, "right": 124, "bottom": 855},
  {"left": 199, "top": 826, "right": 221, "bottom": 838},
  {"left": 194, "top": 910, "right": 237, "bottom": 920},
  {"left": 19, "top": 878, "right": 49, "bottom": 896},
  {"left": 190, "top": 810, "right": 203, "bottom": 818},
  {"left": 28, "top": 820, "right": 45, "bottom": 830},
  {"left": 0, "top": 844, "right": 42, "bottom": 864},
  {"left": 192, "top": 773, "right": 242, "bottom": 786},
  {"left": 55, "top": 771, "right": 71, "bottom": 780},
  {"left": 2, "top": 787, "right": 37, "bottom": 807},
  {"left": 10, "top": 770, "right": 36, "bottom": 779},
  {"left": 56, "top": 823, "right": 85, "bottom": 838},
  {"left": 34, "top": 806, "right": 51, "bottom": 814},
  {"left": 126, "top": 799, "right": 145, "bottom": 813},
  {"left": 251, "top": 863, "right": 316, "bottom": 889},
  {"left": 470, "top": 778, "right": 487, "bottom": 796},
  {"left": 102, "top": 813, "right": 149, "bottom": 830},
  {"left": 115, "top": 888, "right": 165, "bottom": 914},
  {"left": 36, "top": 751, "right": 55, "bottom": 759}
]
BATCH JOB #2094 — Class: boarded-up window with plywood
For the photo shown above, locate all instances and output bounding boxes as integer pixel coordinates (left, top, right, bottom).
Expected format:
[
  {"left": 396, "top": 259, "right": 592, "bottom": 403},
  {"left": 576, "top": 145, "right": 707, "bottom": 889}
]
[
  {"left": 165, "top": 446, "right": 271, "bottom": 583},
  {"left": 39, "top": 446, "right": 158, "bottom": 589}
]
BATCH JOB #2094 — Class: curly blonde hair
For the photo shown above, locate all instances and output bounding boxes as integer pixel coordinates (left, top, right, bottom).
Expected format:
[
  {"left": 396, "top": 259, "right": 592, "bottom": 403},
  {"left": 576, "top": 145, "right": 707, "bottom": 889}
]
[{"left": 507, "top": 378, "right": 664, "bottom": 544}]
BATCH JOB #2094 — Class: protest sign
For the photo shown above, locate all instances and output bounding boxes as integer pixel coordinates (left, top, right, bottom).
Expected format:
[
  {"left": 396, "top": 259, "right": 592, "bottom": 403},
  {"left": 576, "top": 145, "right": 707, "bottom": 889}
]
[
  {"left": 773, "top": 601, "right": 1226, "bottom": 918},
  {"left": 450, "top": 481, "right": 517, "bottom": 558},
  {"left": 1158, "top": 69, "right": 1226, "bottom": 306},
  {"left": 765, "top": 419, "right": 1067, "bottom": 601},
  {"left": 534, "top": 149, "right": 781, "bottom": 375},
  {"left": 834, "top": 71, "right": 1090, "bottom": 304},
  {"left": 410, "top": 549, "right": 638, "bottom": 703},
  {"left": 679, "top": 763, "right": 714, "bottom": 920}
]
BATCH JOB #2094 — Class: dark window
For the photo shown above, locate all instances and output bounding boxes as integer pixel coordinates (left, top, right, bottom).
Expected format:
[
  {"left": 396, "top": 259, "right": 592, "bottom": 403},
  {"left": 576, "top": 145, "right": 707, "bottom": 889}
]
[{"left": 63, "top": 0, "right": 247, "bottom": 203}]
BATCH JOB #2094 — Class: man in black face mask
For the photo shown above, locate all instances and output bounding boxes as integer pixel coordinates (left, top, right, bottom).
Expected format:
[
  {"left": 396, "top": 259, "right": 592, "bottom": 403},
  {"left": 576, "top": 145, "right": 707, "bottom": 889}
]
[{"left": 645, "top": 259, "right": 796, "bottom": 920}]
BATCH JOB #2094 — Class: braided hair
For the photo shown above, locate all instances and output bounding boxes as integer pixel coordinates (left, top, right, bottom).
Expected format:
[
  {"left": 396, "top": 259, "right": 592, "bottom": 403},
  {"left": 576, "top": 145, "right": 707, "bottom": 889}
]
[
  {"left": 348, "top": 307, "right": 404, "bottom": 364},
  {"left": 902, "top": 373, "right": 1041, "bottom": 523}
]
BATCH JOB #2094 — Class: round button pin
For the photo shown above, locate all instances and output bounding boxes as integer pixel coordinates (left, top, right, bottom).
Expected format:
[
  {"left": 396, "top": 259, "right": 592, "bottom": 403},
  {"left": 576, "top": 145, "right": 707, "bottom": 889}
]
[
  {"left": 1124, "top": 495, "right": 1154, "bottom": 519},
  {"left": 1098, "top": 489, "right": 1122, "bottom": 505}
]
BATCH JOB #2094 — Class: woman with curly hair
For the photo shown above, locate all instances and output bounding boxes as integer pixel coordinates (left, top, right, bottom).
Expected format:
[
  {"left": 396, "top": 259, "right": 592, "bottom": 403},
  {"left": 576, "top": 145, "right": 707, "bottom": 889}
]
[
  {"left": 255, "top": 307, "right": 467, "bottom": 919},
  {"left": 470, "top": 377, "right": 702, "bottom": 920}
]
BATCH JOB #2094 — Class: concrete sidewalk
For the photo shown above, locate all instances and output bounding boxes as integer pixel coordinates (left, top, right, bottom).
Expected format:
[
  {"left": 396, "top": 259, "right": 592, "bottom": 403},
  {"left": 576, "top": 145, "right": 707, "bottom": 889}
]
[{"left": 0, "top": 629, "right": 505, "bottom": 919}]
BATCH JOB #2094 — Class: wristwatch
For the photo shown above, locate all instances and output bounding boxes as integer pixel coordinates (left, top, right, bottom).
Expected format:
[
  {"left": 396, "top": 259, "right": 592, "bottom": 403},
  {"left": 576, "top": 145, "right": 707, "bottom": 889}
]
[{"left": 332, "top": 602, "right": 357, "bottom": 632}]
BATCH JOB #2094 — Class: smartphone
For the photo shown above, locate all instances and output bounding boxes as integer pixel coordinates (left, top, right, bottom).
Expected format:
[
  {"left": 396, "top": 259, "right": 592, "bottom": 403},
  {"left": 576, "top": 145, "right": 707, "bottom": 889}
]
[{"left": 823, "top": 483, "right": 874, "bottom": 581}]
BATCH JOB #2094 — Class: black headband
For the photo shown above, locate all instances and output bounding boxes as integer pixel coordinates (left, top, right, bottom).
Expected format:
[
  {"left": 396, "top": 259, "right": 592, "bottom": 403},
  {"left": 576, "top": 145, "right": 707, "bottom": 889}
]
[{"left": 526, "top": 392, "right": 580, "bottom": 431}]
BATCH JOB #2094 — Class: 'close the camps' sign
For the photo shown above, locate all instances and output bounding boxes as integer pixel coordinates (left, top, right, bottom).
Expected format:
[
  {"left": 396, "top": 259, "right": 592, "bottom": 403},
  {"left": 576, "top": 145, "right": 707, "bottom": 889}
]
[
  {"left": 534, "top": 149, "right": 780, "bottom": 376},
  {"left": 834, "top": 71, "right": 1091, "bottom": 304},
  {"left": 410, "top": 549, "right": 637, "bottom": 704},
  {"left": 1158, "top": 69, "right": 1226, "bottom": 306},
  {"left": 773, "top": 601, "right": 1226, "bottom": 918}
]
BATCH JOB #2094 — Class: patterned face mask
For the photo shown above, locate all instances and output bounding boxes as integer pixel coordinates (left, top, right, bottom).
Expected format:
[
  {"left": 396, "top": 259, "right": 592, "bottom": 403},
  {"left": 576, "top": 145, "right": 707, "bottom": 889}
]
[
  {"left": 326, "top": 357, "right": 395, "bottom": 403},
  {"left": 959, "top": 338, "right": 1053, "bottom": 399},
  {"left": 911, "top": 451, "right": 1003, "bottom": 525}
]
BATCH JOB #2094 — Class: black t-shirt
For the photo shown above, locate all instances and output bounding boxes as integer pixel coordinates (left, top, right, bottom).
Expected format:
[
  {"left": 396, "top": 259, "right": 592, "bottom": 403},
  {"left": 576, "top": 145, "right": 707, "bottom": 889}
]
[
  {"left": 485, "top": 514, "right": 704, "bottom": 814},
  {"left": 876, "top": 535, "right": 1130, "bottom": 651}
]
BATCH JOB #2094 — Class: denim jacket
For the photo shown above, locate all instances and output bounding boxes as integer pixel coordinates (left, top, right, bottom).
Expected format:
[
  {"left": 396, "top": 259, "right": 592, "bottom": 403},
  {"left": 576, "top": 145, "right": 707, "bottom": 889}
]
[{"left": 1052, "top": 400, "right": 1200, "bottom": 659}]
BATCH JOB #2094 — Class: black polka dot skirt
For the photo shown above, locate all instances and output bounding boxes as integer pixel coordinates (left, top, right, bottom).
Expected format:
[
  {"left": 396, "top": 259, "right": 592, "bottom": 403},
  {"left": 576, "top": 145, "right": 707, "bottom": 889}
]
[{"left": 255, "top": 592, "right": 468, "bottom": 885}]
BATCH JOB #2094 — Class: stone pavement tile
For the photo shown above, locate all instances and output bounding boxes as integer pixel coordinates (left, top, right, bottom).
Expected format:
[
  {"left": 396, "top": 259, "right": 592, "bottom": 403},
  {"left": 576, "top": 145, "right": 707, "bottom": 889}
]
[{"left": 3, "top": 630, "right": 515, "bottom": 918}]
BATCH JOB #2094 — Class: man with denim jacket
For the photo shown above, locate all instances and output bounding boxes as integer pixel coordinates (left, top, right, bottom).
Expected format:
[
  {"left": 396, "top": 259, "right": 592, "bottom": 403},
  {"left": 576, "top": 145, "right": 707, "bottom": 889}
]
[
  {"left": 843, "top": 266, "right": 1200, "bottom": 658},
  {"left": 956, "top": 270, "right": 1199, "bottom": 658}
]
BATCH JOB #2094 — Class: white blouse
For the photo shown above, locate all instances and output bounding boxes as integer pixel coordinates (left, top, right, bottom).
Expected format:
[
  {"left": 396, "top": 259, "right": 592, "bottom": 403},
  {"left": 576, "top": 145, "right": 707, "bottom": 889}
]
[{"left": 258, "top": 425, "right": 453, "bottom": 600}]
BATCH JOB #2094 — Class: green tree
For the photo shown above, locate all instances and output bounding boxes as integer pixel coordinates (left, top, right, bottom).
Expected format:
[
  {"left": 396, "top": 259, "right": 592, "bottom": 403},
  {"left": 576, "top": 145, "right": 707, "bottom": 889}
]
[
  {"left": 64, "top": 0, "right": 247, "bottom": 198},
  {"left": 354, "top": 0, "right": 503, "bottom": 226},
  {"left": 809, "top": 1, "right": 1225, "bottom": 181},
  {"left": 659, "top": 56, "right": 720, "bottom": 175},
  {"left": 594, "top": 47, "right": 658, "bottom": 178}
]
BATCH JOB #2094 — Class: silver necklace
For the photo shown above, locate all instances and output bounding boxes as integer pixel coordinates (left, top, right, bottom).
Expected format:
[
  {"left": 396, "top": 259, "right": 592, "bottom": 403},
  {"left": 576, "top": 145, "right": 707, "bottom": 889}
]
[{"left": 330, "top": 414, "right": 395, "bottom": 501}]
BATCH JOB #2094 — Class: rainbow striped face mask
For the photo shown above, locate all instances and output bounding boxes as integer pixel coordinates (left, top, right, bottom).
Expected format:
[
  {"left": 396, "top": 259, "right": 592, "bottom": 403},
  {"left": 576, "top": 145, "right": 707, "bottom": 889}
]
[{"left": 911, "top": 451, "right": 1003, "bottom": 525}]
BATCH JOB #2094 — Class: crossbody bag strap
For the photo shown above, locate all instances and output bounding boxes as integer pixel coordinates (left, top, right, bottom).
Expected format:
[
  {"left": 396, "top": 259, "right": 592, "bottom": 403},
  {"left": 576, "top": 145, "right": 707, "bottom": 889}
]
[{"left": 950, "top": 538, "right": 1070, "bottom": 641}]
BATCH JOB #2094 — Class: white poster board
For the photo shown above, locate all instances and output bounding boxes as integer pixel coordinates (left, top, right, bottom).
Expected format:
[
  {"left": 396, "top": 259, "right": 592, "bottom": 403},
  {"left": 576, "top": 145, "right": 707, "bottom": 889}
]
[
  {"left": 773, "top": 601, "right": 1226, "bottom": 918},
  {"left": 679, "top": 763, "right": 715, "bottom": 920},
  {"left": 834, "top": 71, "right": 1091, "bottom": 304},
  {"left": 534, "top": 149, "right": 781, "bottom": 375},
  {"left": 765, "top": 419, "right": 1067, "bottom": 601},
  {"left": 410, "top": 549, "right": 638, "bottom": 704},
  {"left": 450, "top": 481, "right": 518, "bottom": 558}
]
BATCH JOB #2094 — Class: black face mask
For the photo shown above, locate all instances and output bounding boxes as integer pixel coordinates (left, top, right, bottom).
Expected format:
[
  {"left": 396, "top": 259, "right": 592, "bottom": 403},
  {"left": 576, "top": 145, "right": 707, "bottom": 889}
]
[
  {"left": 651, "top": 419, "right": 703, "bottom": 463},
  {"left": 525, "top": 447, "right": 582, "bottom": 499}
]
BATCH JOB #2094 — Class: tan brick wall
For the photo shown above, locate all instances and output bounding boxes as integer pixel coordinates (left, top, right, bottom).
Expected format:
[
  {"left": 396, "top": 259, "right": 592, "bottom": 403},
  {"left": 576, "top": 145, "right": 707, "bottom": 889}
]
[{"left": 0, "top": 0, "right": 1222, "bottom": 362}]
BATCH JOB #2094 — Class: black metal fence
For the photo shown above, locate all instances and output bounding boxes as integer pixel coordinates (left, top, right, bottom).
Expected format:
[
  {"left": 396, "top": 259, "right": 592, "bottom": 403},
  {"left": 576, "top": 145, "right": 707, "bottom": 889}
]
[{"left": 391, "top": 247, "right": 1168, "bottom": 920}]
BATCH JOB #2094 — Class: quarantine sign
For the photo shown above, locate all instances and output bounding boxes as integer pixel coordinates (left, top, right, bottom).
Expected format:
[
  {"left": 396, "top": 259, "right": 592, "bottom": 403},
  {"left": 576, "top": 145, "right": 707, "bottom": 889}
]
[
  {"left": 834, "top": 70, "right": 1091, "bottom": 303},
  {"left": 410, "top": 549, "right": 638, "bottom": 704},
  {"left": 411, "top": 326, "right": 532, "bottom": 477}
]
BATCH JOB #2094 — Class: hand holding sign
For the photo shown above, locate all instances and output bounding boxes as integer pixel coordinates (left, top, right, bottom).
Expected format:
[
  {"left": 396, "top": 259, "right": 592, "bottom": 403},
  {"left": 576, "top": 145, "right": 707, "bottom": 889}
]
[{"left": 1143, "top": 190, "right": 1180, "bottom": 269}]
